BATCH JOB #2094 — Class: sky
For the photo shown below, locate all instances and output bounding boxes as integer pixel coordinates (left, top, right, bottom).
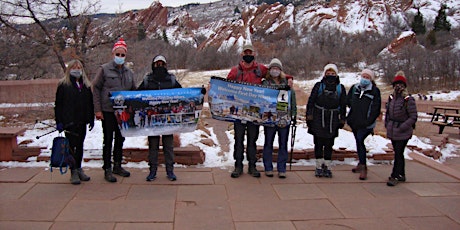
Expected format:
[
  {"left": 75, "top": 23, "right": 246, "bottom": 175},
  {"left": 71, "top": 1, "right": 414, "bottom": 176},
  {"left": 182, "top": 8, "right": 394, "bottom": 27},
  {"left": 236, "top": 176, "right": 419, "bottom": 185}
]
[
  {"left": 1, "top": 70, "right": 459, "bottom": 169},
  {"left": 98, "top": 0, "right": 221, "bottom": 13}
]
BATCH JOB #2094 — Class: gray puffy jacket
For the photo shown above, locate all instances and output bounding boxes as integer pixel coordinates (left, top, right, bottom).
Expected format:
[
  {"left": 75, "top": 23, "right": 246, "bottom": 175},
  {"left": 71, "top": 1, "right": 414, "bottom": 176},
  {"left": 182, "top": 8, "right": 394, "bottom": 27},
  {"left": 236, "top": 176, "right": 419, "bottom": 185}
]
[{"left": 385, "top": 93, "right": 417, "bottom": 140}]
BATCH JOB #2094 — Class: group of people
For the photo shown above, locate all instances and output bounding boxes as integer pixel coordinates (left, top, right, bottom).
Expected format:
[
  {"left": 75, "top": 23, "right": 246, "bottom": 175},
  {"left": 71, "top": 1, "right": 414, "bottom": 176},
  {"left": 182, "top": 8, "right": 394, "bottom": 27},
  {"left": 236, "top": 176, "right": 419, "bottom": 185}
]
[{"left": 54, "top": 39, "right": 417, "bottom": 187}]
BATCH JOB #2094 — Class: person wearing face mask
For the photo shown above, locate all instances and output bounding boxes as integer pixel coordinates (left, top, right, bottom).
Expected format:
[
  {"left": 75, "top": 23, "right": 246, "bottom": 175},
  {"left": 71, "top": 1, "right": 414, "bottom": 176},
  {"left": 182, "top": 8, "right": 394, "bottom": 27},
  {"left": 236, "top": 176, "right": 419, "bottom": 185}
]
[
  {"left": 55, "top": 59, "right": 94, "bottom": 185},
  {"left": 137, "top": 55, "right": 183, "bottom": 182},
  {"left": 92, "top": 38, "right": 135, "bottom": 183},
  {"left": 306, "top": 63, "right": 347, "bottom": 178},
  {"left": 226, "top": 43, "right": 268, "bottom": 178},
  {"left": 261, "top": 58, "right": 297, "bottom": 179},
  {"left": 385, "top": 71, "right": 417, "bottom": 186},
  {"left": 346, "top": 69, "right": 381, "bottom": 180}
]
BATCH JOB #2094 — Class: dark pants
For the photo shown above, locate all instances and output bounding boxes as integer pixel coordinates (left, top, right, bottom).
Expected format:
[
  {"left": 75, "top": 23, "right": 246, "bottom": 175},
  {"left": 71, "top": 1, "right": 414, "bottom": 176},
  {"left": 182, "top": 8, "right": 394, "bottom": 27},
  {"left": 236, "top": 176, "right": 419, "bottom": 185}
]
[
  {"left": 353, "top": 128, "right": 373, "bottom": 165},
  {"left": 148, "top": 135, "right": 174, "bottom": 172},
  {"left": 313, "top": 136, "right": 334, "bottom": 160},
  {"left": 65, "top": 123, "right": 87, "bottom": 169},
  {"left": 391, "top": 139, "right": 408, "bottom": 178},
  {"left": 102, "top": 112, "right": 124, "bottom": 169},
  {"left": 263, "top": 125, "right": 289, "bottom": 173},
  {"left": 234, "top": 122, "right": 259, "bottom": 169}
]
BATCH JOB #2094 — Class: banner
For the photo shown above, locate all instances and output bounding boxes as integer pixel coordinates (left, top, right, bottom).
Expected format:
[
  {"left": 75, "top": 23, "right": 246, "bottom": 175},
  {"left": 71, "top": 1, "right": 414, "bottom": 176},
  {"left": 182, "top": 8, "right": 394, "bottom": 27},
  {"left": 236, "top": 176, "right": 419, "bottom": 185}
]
[
  {"left": 208, "top": 77, "right": 291, "bottom": 127},
  {"left": 110, "top": 88, "right": 204, "bottom": 137}
]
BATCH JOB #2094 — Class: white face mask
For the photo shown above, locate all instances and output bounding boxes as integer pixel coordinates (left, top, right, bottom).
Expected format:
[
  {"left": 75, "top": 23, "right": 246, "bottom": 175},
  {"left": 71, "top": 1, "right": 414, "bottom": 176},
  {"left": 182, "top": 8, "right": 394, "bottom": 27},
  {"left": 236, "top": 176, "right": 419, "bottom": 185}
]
[
  {"left": 270, "top": 69, "right": 281, "bottom": 77},
  {"left": 70, "top": 69, "right": 82, "bottom": 78}
]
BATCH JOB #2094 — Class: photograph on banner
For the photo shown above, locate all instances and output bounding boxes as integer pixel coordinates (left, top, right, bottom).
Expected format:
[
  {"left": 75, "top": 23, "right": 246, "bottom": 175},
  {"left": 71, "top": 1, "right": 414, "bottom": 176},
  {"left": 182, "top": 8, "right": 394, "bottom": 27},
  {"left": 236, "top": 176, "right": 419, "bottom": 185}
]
[
  {"left": 208, "top": 77, "right": 291, "bottom": 127},
  {"left": 110, "top": 88, "right": 204, "bottom": 137}
]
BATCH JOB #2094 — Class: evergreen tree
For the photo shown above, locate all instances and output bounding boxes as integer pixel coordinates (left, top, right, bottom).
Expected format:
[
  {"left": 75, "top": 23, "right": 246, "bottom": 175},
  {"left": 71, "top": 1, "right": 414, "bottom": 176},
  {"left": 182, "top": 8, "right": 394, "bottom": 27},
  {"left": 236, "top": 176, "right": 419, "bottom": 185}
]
[
  {"left": 433, "top": 4, "right": 451, "bottom": 32},
  {"left": 410, "top": 9, "right": 426, "bottom": 35},
  {"left": 234, "top": 6, "right": 240, "bottom": 14},
  {"left": 162, "top": 29, "right": 169, "bottom": 43},
  {"left": 137, "top": 23, "right": 146, "bottom": 41}
]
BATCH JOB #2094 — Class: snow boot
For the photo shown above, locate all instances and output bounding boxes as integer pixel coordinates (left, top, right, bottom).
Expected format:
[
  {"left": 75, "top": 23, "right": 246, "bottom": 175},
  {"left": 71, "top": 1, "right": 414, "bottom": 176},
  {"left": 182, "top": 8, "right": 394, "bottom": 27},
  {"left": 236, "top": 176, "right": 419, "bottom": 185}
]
[
  {"left": 70, "top": 169, "right": 81, "bottom": 185},
  {"left": 323, "top": 160, "right": 332, "bottom": 178},
  {"left": 315, "top": 168, "right": 323, "bottom": 177},
  {"left": 359, "top": 165, "right": 367, "bottom": 180},
  {"left": 77, "top": 168, "right": 91, "bottom": 181},
  {"left": 113, "top": 162, "right": 130, "bottom": 177},
  {"left": 231, "top": 167, "right": 243, "bottom": 178},
  {"left": 351, "top": 163, "right": 363, "bottom": 173},
  {"left": 104, "top": 168, "right": 117, "bottom": 183},
  {"left": 248, "top": 166, "right": 261, "bottom": 178}
]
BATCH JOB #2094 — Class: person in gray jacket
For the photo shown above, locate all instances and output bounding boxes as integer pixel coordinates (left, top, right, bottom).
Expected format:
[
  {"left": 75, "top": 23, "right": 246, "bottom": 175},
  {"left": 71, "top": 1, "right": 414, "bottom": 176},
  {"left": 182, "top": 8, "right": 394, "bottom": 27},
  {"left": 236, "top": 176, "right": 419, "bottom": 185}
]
[
  {"left": 384, "top": 71, "right": 417, "bottom": 186},
  {"left": 92, "top": 38, "right": 135, "bottom": 182}
]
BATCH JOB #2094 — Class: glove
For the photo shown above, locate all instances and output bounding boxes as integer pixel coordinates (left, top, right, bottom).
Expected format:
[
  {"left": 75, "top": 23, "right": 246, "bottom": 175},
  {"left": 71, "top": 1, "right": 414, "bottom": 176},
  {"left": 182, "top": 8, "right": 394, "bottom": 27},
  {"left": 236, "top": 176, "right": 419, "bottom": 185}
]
[
  {"left": 56, "top": 123, "right": 64, "bottom": 133},
  {"left": 201, "top": 87, "right": 207, "bottom": 95},
  {"left": 291, "top": 116, "right": 297, "bottom": 125},
  {"left": 338, "top": 119, "right": 346, "bottom": 129},
  {"left": 89, "top": 120, "right": 94, "bottom": 131}
]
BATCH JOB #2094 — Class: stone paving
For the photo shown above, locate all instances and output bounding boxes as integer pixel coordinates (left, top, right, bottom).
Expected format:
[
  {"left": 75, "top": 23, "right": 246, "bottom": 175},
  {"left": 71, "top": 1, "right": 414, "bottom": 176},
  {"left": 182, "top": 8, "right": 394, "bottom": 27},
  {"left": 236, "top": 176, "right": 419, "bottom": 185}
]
[{"left": 1, "top": 158, "right": 459, "bottom": 230}]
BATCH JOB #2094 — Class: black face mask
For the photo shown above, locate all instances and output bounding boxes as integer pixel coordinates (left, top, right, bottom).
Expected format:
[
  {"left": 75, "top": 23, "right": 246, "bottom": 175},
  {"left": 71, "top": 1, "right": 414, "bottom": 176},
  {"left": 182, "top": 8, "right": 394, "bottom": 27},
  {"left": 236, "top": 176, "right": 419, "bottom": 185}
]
[
  {"left": 242, "top": 55, "right": 255, "bottom": 64},
  {"left": 153, "top": 66, "right": 167, "bottom": 78},
  {"left": 325, "top": 75, "right": 336, "bottom": 84}
]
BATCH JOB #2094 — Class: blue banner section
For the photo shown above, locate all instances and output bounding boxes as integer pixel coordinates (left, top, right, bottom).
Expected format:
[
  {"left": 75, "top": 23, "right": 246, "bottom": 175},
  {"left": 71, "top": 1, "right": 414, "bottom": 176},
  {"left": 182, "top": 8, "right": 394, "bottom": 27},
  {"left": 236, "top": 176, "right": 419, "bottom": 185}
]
[
  {"left": 110, "top": 88, "right": 204, "bottom": 137},
  {"left": 208, "top": 77, "right": 291, "bottom": 127}
]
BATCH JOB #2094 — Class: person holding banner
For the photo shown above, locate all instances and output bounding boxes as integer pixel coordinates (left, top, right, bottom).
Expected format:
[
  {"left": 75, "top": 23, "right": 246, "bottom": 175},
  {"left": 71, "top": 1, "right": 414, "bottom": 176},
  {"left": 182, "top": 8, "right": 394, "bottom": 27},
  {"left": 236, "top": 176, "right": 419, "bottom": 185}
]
[
  {"left": 227, "top": 43, "right": 268, "bottom": 178},
  {"left": 137, "top": 55, "right": 182, "bottom": 181},
  {"left": 261, "top": 58, "right": 297, "bottom": 179},
  {"left": 306, "top": 63, "right": 347, "bottom": 178},
  {"left": 55, "top": 59, "right": 94, "bottom": 185},
  {"left": 92, "top": 38, "right": 135, "bottom": 183}
]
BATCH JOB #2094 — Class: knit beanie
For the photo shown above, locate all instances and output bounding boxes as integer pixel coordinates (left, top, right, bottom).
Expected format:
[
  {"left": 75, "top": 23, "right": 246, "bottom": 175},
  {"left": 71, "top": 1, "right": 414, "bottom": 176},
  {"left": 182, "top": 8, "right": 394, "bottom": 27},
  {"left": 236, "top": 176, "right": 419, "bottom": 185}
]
[
  {"left": 268, "top": 58, "right": 283, "bottom": 70},
  {"left": 392, "top": 70, "right": 407, "bottom": 86},
  {"left": 361, "top": 69, "right": 375, "bottom": 80},
  {"left": 112, "top": 38, "right": 127, "bottom": 52},
  {"left": 323, "top": 63, "right": 338, "bottom": 76}
]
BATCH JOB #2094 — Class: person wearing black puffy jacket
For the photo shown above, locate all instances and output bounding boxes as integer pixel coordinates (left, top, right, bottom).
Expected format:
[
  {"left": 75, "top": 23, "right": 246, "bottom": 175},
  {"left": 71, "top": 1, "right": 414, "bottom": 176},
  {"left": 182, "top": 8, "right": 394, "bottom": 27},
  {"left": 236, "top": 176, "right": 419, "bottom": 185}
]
[
  {"left": 346, "top": 69, "right": 381, "bottom": 180},
  {"left": 55, "top": 59, "right": 94, "bottom": 185}
]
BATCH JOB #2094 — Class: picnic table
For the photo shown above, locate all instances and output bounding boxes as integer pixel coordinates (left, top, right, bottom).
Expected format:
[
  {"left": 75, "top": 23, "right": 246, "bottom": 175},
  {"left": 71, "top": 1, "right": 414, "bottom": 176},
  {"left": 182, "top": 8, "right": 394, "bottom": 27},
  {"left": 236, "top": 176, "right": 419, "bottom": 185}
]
[
  {"left": 0, "top": 127, "right": 26, "bottom": 161},
  {"left": 429, "top": 106, "right": 460, "bottom": 134}
]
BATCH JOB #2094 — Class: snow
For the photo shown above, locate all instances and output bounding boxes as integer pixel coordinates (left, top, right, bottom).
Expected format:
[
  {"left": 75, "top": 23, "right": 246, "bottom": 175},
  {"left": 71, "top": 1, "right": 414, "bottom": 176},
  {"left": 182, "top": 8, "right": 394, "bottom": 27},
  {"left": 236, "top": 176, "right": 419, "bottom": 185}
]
[{"left": 1, "top": 70, "right": 459, "bottom": 169}]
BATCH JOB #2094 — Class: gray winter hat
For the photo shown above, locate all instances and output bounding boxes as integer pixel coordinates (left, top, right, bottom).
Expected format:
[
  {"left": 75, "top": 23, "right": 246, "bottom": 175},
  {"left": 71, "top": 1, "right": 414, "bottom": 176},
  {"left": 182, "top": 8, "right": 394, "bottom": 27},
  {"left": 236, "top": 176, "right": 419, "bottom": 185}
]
[{"left": 268, "top": 58, "right": 283, "bottom": 70}]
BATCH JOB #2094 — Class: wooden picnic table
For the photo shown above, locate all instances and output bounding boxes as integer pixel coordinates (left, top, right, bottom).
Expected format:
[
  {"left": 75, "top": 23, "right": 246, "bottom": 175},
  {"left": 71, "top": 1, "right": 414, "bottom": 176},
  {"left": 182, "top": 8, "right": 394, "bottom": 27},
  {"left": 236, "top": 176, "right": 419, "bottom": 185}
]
[
  {"left": 431, "top": 112, "right": 460, "bottom": 134},
  {"left": 430, "top": 106, "right": 460, "bottom": 122}
]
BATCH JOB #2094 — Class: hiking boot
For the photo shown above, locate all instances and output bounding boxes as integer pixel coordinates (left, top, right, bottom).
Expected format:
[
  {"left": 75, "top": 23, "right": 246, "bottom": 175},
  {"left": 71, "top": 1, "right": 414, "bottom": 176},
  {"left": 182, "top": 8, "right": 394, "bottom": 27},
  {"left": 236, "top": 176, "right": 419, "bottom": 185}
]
[
  {"left": 351, "top": 163, "right": 363, "bottom": 173},
  {"left": 387, "top": 177, "right": 398, "bottom": 186},
  {"left": 248, "top": 167, "right": 261, "bottom": 178},
  {"left": 104, "top": 168, "right": 117, "bottom": 183},
  {"left": 278, "top": 172, "right": 286, "bottom": 179},
  {"left": 70, "top": 169, "right": 81, "bottom": 185},
  {"left": 113, "top": 162, "right": 130, "bottom": 177},
  {"left": 231, "top": 167, "right": 243, "bottom": 178},
  {"left": 315, "top": 168, "right": 323, "bottom": 177},
  {"left": 322, "top": 167, "right": 332, "bottom": 178},
  {"left": 146, "top": 170, "right": 157, "bottom": 181},
  {"left": 359, "top": 165, "right": 367, "bottom": 180},
  {"left": 265, "top": 171, "right": 274, "bottom": 177},
  {"left": 77, "top": 168, "right": 91, "bottom": 181},
  {"left": 167, "top": 170, "right": 177, "bottom": 181}
]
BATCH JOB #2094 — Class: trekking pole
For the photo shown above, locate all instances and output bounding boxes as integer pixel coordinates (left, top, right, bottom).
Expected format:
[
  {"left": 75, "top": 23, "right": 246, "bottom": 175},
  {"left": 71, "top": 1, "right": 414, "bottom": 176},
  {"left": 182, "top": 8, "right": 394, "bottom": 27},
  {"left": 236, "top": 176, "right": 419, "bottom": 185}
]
[
  {"left": 289, "top": 122, "right": 297, "bottom": 171},
  {"left": 36, "top": 129, "right": 57, "bottom": 139}
]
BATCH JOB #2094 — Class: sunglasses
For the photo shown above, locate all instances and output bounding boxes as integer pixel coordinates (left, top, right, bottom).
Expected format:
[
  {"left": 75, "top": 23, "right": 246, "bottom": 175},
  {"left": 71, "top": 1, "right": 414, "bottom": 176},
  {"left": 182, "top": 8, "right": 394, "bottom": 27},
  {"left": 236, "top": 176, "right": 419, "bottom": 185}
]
[{"left": 115, "top": 53, "right": 126, "bottom": 57}]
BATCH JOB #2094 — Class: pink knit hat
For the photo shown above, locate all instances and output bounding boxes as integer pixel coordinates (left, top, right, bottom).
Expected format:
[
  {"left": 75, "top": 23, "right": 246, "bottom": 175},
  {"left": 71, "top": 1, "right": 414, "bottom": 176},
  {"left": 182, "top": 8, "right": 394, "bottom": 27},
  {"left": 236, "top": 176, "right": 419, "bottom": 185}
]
[
  {"left": 112, "top": 38, "right": 127, "bottom": 52},
  {"left": 361, "top": 69, "right": 375, "bottom": 80}
]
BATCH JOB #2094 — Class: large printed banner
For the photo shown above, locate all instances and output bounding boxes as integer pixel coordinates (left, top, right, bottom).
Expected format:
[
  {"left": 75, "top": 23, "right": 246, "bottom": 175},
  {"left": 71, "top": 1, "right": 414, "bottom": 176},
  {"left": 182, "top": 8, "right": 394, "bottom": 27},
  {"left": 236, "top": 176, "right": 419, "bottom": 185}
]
[
  {"left": 208, "top": 77, "right": 291, "bottom": 127},
  {"left": 110, "top": 88, "right": 204, "bottom": 137}
]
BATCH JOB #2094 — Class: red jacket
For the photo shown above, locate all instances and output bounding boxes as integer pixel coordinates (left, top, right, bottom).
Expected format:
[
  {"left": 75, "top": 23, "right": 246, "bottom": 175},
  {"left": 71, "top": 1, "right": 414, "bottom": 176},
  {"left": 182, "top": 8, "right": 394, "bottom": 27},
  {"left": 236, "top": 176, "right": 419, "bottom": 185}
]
[{"left": 227, "top": 61, "right": 267, "bottom": 84}]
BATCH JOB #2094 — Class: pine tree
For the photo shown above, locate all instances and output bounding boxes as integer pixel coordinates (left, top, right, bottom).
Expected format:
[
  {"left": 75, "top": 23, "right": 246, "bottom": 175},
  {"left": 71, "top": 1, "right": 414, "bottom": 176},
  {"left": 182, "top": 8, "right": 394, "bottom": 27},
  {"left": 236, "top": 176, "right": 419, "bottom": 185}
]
[
  {"left": 433, "top": 4, "right": 451, "bottom": 32},
  {"left": 234, "top": 6, "right": 240, "bottom": 14},
  {"left": 410, "top": 9, "right": 426, "bottom": 35}
]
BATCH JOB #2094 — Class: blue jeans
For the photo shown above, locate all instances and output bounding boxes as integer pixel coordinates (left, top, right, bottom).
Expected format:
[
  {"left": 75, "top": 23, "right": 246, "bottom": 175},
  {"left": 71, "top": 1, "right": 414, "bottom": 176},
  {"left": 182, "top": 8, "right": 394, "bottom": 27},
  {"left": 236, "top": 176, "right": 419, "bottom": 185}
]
[
  {"left": 353, "top": 128, "right": 373, "bottom": 165},
  {"left": 263, "top": 125, "right": 289, "bottom": 173}
]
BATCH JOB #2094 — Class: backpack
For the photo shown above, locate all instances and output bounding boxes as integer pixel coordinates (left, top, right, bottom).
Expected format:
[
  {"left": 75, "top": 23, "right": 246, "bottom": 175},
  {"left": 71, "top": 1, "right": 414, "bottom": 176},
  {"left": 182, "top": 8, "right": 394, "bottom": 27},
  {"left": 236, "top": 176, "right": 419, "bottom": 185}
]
[
  {"left": 386, "top": 94, "right": 416, "bottom": 129},
  {"left": 236, "top": 64, "right": 262, "bottom": 81},
  {"left": 317, "top": 82, "right": 342, "bottom": 109},
  {"left": 50, "top": 136, "right": 75, "bottom": 174}
]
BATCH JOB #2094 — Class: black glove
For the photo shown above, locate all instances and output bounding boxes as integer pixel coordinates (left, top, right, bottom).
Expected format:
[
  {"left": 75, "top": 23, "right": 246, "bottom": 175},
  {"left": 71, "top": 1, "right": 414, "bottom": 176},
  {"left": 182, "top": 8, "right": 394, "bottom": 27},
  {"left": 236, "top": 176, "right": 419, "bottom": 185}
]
[
  {"left": 201, "top": 87, "right": 207, "bottom": 95},
  {"left": 89, "top": 120, "right": 95, "bottom": 131},
  {"left": 56, "top": 123, "right": 64, "bottom": 132}
]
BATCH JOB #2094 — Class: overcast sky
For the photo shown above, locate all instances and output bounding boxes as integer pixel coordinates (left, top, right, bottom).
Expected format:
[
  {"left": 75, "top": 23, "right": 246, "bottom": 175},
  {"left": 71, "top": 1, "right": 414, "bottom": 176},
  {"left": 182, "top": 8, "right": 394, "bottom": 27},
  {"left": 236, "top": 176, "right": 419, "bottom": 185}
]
[{"left": 98, "top": 0, "right": 220, "bottom": 13}]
